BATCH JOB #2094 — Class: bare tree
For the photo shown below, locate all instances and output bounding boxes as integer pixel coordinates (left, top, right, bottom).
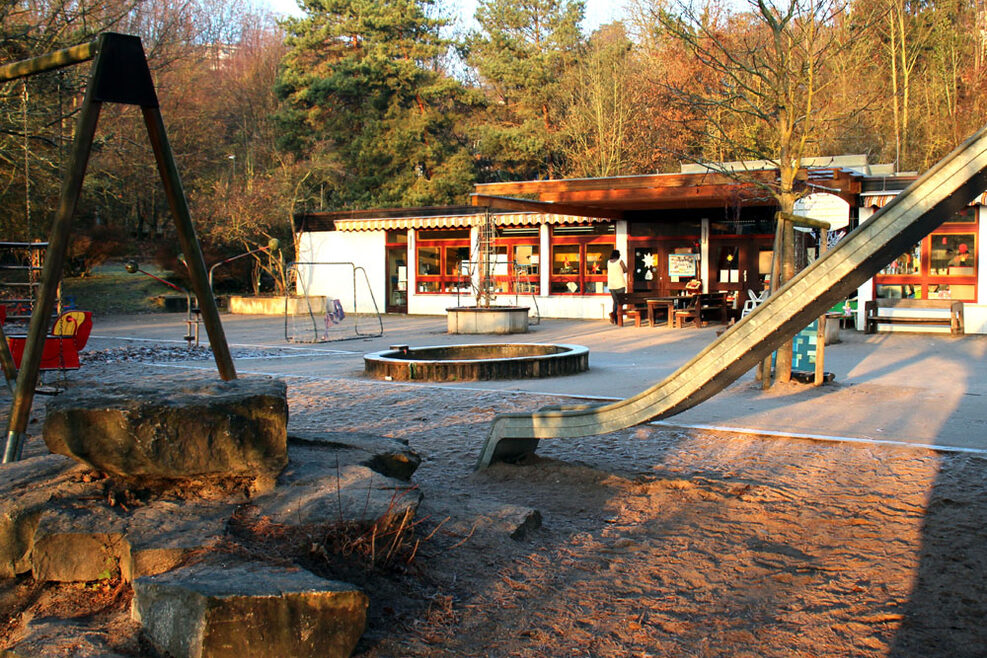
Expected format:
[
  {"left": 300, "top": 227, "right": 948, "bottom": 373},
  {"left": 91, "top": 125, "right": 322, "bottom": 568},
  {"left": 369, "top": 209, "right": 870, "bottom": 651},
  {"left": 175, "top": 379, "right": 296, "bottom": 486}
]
[{"left": 637, "top": 0, "right": 863, "bottom": 384}]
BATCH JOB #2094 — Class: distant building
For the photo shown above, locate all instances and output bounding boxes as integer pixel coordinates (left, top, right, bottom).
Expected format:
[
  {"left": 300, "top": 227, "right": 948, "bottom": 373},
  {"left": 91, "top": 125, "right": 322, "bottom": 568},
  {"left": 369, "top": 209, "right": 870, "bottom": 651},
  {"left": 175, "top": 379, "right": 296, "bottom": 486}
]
[{"left": 293, "top": 156, "right": 987, "bottom": 332}]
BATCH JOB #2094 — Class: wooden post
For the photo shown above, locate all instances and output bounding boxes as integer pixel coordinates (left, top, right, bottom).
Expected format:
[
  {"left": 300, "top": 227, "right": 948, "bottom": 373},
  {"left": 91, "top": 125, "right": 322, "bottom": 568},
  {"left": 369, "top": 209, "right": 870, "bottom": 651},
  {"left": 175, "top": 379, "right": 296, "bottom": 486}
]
[
  {"left": 760, "top": 217, "right": 784, "bottom": 388},
  {"left": 0, "top": 321, "right": 17, "bottom": 392},
  {"left": 815, "top": 228, "right": 829, "bottom": 386},
  {"left": 142, "top": 107, "right": 236, "bottom": 381},
  {"left": 2, "top": 95, "right": 102, "bottom": 463}
]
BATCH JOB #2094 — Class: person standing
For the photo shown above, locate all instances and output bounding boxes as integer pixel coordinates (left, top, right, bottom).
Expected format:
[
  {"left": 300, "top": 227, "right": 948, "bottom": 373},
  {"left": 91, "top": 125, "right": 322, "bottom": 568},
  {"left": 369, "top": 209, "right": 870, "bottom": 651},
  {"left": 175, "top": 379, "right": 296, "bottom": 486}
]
[{"left": 607, "top": 249, "right": 627, "bottom": 324}]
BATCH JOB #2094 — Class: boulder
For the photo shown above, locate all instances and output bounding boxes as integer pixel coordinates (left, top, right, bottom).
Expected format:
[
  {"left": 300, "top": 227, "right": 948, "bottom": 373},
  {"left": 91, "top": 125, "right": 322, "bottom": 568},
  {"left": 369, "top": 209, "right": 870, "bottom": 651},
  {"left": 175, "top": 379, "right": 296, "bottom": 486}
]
[
  {"left": 43, "top": 375, "right": 288, "bottom": 491},
  {"left": 132, "top": 561, "right": 368, "bottom": 658},
  {"left": 287, "top": 430, "right": 421, "bottom": 480},
  {"left": 0, "top": 455, "right": 92, "bottom": 578},
  {"left": 121, "top": 501, "right": 233, "bottom": 582},
  {"left": 31, "top": 502, "right": 127, "bottom": 582}
]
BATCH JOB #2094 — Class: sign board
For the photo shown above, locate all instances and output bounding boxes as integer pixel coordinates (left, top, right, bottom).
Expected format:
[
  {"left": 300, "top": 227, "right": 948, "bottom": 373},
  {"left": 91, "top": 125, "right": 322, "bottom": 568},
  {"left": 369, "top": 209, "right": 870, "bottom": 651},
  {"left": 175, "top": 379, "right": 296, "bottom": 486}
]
[
  {"left": 791, "top": 320, "right": 819, "bottom": 371},
  {"left": 668, "top": 253, "right": 699, "bottom": 277}
]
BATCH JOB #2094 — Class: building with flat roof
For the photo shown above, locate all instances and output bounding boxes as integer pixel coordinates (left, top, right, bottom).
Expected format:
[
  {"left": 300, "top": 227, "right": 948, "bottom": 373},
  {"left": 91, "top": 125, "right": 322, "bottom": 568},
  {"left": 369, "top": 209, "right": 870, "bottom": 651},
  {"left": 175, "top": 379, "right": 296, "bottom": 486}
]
[{"left": 293, "top": 159, "right": 987, "bottom": 332}]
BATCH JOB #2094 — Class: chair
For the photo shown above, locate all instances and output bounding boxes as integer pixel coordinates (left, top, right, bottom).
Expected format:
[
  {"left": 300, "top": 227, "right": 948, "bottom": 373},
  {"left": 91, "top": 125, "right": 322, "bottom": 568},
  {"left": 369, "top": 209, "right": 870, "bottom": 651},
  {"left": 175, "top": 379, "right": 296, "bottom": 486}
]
[
  {"left": 741, "top": 289, "right": 768, "bottom": 318},
  {"left": 673, "top": 295, "right": 704, "bottom": 328}
]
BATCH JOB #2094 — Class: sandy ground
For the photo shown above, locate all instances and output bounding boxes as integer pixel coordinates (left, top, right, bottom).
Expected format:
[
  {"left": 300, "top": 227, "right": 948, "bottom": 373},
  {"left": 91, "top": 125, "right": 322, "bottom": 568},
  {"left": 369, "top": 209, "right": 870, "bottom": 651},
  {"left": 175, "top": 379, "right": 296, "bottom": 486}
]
[{"left": 2, "top": 348, "right": 987, "bottom": 656}]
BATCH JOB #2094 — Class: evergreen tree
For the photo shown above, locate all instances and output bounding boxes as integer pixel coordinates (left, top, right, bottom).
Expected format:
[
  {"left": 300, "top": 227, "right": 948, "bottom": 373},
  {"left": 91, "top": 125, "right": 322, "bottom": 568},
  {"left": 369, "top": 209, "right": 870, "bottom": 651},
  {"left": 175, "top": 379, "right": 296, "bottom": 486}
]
[
  {"left": 466, "top": 0, "right": 585, "bottom": 181},
  {"left": 276, "top": 0, "right": 479, "bottom": 209}
]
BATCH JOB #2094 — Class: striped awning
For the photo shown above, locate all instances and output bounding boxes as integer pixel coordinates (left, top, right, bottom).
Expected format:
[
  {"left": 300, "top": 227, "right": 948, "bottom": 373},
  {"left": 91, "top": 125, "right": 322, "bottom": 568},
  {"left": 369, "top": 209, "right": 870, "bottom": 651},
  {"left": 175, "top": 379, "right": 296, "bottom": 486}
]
[{"left": 333, "top": 212, "right": 609, "bottom": 231}]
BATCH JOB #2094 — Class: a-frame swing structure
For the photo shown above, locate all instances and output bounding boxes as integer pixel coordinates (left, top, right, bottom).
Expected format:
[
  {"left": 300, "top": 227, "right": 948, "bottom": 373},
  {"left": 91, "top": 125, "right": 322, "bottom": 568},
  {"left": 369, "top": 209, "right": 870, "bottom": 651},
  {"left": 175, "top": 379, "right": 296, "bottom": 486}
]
[{"left": 0, "top": 33, "right": 237, "bottom": 463}]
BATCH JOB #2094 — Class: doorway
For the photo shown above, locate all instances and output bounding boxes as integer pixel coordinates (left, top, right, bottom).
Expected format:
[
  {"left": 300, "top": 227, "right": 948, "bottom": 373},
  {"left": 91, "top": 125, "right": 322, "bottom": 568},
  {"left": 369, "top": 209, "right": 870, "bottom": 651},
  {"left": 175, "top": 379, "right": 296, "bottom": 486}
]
[
  {"left": 630, "top": 239, "right": 701, "bottom": 296},
  {"left": 385, "top": 231, "right": 408, "bottom": 313}
]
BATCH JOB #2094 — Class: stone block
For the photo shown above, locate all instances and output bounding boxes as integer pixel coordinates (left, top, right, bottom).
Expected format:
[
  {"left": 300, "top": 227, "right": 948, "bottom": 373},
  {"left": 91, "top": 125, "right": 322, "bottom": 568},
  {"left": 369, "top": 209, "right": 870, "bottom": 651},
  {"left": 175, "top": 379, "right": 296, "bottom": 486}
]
[
  {"left": 257, "top": 448, "right": 421, "bottom": 526},
  {"left": 287, "top": 431, "right": 421, "bottom": 480},
  {"left": 43, "top": 375, "right": 288, "bottom": 489},
  {"left": 121, "top": 501, "right": 233, "bottom": 582},
  {"left": 132, "top": 561, "right": 368, "bottom": 658},
  {"left": 32, "top": 503, "right": 127, "bottom": 582},
  {"left": 440, "top": 496, "right": 542, "bottom": 541},
  {"left": 0, "top": 455, "right": 89, "bottom": 578}
]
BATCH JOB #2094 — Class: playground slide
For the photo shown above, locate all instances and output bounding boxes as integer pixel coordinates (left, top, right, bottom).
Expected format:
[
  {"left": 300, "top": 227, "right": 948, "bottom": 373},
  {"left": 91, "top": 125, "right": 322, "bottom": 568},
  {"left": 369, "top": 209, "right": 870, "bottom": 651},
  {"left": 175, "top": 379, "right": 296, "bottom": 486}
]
[{"left": 477, "top": 123, "right": 987, "bottom": 469}]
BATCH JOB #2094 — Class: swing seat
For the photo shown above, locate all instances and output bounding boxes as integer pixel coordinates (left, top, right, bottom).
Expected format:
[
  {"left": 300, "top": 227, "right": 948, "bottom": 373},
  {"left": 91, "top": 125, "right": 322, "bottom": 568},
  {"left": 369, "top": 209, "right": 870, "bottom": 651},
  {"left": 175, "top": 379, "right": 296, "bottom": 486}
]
[{"left": 5, "top": 311, "right": 92, "bottom": 372}]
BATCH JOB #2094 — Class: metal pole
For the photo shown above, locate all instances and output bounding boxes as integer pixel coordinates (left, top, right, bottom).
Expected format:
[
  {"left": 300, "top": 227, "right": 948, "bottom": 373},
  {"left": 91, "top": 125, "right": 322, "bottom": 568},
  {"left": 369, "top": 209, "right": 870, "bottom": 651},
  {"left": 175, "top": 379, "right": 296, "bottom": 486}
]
[
  {"left": 141, "top": 107, "right": 236, "bottom": 380},
  {"left": 0, "top": 41, "right": 97, "bottom": 83},
  {"left": 3, "top": 96, "right": 103, "bottom": 463}
]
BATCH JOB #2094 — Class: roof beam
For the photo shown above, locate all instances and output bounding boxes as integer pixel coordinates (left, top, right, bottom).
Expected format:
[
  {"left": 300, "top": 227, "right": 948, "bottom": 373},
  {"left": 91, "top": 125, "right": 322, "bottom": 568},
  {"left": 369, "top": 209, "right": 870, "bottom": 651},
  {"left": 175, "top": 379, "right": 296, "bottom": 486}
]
[
  {"left": 473, "top": 170, "right": 785, "bottom": 196},
  {"left": 469, "top": 194, "right": 624, "bottom": 220},
  {"left": 538, "top": 183, "right": 775, "bottom": 206}
]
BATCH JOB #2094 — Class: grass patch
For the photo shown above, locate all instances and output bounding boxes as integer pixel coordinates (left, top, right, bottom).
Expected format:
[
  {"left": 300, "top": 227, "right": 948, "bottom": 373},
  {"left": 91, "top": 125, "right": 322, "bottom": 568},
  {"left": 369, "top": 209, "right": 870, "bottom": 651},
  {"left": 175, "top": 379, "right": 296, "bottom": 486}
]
[{"left": 62, "top": 266, "right": 180, "bottom": 316}]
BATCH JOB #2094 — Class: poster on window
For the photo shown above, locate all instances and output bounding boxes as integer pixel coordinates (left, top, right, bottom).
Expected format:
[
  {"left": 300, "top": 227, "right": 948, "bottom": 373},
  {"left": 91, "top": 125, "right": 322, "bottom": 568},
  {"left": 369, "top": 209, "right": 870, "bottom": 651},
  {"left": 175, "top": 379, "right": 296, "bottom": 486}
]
[{"left": 668, "top": 253, "right": 699, "bottom": 277}]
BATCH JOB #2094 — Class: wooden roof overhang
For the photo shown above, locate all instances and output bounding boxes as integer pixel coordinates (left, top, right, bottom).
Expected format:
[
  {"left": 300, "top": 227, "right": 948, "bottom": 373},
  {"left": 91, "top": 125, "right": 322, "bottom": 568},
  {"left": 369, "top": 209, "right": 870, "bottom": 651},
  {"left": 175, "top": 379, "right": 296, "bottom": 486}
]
[{"left": 471, "top": 168, "right": 863, "bottom": 220}]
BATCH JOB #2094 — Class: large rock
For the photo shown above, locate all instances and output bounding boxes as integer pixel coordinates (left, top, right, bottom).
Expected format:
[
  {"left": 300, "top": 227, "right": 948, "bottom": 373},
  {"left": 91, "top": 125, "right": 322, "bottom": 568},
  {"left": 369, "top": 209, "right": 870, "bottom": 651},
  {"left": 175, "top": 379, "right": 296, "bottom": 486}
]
[
  {"left": 0, "top": 455, "right": 92, "bottom": 578},
  {"left": 254, "top": 445, "right": 421, "bottom": 526},
  {"left": 43, "top": 375, "right": 288, "bottom": 490},
  {"left": 31, "top": 502, "right": 127, "bottom": 582},
  {"left": 433, "top": 494, "right": 542, "bottom": 541},
  {"left": 3, "top": 433, "right": 423, "bottom": 585},
  {"left": 287, "top": 431, "right": 421, "bottom": 480},
  {"left": 121, "top": 501, "right": 232, "bottom": 582},
  {"left": 132, "top": 561, "right": 368, "bottom": 658}
]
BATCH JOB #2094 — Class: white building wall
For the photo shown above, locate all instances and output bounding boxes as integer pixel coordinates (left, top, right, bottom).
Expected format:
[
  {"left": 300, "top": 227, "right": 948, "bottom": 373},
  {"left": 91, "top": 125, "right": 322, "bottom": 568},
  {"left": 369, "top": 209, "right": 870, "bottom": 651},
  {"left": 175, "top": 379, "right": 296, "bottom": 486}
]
[
  {"left": 405, "top": 293, "right": 612, "bottom": 319},
  {"left": 966, "top": 206, "right": 987, "bottom": 332},
  {"left": 855, "top": 206, "right": 876, "bottom": 331},
  {"left": 294, "top": 230, "right": 386, "bottom": 314}
]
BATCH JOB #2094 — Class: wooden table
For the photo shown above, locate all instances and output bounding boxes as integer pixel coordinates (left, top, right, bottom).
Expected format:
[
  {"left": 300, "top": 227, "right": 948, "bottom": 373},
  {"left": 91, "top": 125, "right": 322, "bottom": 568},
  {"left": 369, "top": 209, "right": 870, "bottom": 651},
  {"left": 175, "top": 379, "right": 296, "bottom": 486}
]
[{"left": 646, "top": 297, "right": 682, "bottom": 328}]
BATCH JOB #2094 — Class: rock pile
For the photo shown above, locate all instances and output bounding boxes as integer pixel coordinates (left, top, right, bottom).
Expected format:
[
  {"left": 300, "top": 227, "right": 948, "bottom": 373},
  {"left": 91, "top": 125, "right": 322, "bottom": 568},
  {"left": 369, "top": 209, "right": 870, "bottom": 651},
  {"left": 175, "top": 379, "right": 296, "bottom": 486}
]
[{"left": 0, "top": 374, "right": 423, "bottom": 658}]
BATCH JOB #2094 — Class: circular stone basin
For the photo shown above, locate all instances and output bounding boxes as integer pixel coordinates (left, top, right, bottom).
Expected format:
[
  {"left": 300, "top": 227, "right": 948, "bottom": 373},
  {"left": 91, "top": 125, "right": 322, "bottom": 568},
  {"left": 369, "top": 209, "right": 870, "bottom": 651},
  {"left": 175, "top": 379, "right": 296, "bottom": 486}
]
[
  {"left": 446, "top": 306, "right": 530, "bottom": 334},
  {"left": 364, "top": 343, "right": 589, "bottom": 381}
]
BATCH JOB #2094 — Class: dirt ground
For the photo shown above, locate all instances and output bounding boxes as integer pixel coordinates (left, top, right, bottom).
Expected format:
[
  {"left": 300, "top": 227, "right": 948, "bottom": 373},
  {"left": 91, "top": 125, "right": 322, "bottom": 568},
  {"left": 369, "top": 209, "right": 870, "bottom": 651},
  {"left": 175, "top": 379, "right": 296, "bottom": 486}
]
[{"left": 2, "top": 349, "right": 987, "bottom": 656}]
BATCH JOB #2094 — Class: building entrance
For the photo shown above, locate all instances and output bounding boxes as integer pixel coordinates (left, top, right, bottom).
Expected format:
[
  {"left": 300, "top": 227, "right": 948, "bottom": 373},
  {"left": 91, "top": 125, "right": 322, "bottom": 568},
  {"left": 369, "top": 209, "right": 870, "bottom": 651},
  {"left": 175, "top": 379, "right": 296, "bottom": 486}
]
[{"left": 385, "top": 243, "right": 408, "bottom": 314}]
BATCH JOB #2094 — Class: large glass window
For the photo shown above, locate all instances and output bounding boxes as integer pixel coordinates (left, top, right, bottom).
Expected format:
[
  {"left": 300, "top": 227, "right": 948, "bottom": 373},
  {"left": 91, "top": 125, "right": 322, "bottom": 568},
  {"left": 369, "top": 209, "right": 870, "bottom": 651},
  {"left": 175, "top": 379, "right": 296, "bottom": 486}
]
[
  {"left": 492, "top": 227, "right": 540, "bottom": 295},
  {"left": 880, "top": 243, "right": 921, "bottom": 276},
  {"left": 874, "top": 211, "right": 978, "bottom": 301},
  {"left": 415, "top": 229, "right": 470, "bottom": 294},
  {"left": 930, "top": 233, "right": 975, "bottom": 275},
  {"left": 549, "top": 224, "right": 614, "bottom": 294}
]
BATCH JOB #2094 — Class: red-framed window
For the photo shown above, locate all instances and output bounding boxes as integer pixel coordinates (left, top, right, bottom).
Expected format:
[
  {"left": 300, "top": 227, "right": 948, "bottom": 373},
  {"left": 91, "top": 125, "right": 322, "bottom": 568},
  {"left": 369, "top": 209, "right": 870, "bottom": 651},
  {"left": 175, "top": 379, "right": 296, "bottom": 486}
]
[
  {"left": 415, "top": 229, "right": 471, "bottom": 294},
  {"left": 874, "top": 207, "right": 978, "bottom": 301},
  {"left": 549, "top": 224, "right": 615, "bottom": 295},
  {"left": 492, "top": 226, "right": 540, "bottom": 295}
]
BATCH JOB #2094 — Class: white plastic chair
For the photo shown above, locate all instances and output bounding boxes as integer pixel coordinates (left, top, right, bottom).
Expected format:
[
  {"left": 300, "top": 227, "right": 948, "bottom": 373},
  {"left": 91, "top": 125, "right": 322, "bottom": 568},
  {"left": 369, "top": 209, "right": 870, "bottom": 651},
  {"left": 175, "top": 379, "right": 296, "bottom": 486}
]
[{"left": 741, "top": 289, "right": 768, "bottom": 318}]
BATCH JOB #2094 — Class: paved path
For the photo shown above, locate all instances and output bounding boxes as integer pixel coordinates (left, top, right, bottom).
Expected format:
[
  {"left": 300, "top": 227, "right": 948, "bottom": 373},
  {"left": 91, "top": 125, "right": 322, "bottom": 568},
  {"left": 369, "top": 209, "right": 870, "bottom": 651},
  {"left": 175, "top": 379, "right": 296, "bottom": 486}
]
[{"left": 88, "top": 313, "right": 987, "bottom": 454}]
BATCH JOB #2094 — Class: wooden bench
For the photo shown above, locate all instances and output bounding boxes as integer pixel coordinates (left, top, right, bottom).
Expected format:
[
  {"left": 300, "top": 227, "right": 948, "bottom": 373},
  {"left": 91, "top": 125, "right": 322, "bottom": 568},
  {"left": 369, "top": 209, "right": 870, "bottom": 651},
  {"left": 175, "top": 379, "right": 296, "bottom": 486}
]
[
  {"left": 616, "top": 292, "right": 655, "bottom": 327},
  {"left": 673, "top": 293, "right": 730, "bottom": 328},
  {"left": 864, "top": 298, "right": 964, "bottom": 335}
]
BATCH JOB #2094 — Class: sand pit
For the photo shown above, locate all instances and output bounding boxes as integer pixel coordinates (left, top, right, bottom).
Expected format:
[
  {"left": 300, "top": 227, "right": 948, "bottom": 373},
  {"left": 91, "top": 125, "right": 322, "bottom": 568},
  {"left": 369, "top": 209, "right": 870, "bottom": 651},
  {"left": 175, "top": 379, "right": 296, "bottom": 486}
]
[{"left": 2, "top": 347, "right": 985, "bottom": 656}]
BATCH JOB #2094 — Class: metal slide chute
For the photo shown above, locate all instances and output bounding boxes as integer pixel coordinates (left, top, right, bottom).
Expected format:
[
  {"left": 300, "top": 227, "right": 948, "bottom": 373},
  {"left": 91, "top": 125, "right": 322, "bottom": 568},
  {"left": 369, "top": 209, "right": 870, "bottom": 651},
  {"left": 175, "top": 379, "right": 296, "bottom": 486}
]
[{"left": 477, "top": 123, "right": 987, "bottom": 468}]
